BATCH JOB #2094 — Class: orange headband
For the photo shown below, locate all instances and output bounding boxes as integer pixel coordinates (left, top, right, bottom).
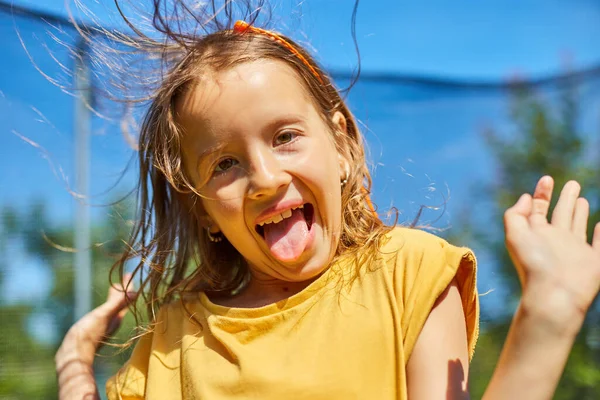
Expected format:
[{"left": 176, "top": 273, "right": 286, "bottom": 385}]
[
  {"left": 233, "top": 21, "right": 324, "bottom": 85},
  {"left": 232, "top": 20, "right": 377, "bottom": 217}
]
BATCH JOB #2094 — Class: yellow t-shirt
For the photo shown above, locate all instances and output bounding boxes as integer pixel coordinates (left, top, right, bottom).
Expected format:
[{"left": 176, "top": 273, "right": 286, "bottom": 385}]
[{"left": 106, "top": 227, "right": 479, "bottom": 400}]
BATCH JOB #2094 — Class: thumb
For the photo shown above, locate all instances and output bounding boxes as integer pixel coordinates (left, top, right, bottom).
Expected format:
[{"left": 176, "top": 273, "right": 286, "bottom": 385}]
[
  {"left": 102, "top": 273, "right": 136, "bottom": 316},
  {"left": 504, "top": 193, "right": 532, "bottom": 238}
]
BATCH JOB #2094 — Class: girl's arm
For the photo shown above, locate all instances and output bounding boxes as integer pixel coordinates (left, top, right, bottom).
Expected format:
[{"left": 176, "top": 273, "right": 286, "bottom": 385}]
[
  {"left": 56, "top": 330, "right": 100, "bottom": 400},
  {"left": 481, "top": 294, "right": 579, "bottom": 399},
  {"left": 407, "top": 176, "right": 600, "bottom": 399},
  {"left": 56, "top": 276, "right": 134, "bottom": 400},
  {"left": 406, "top": 279, "right": 470, "bottom": 399}
]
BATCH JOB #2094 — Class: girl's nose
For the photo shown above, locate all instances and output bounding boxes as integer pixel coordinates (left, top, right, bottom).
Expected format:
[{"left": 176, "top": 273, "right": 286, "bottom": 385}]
[{"left": 247, "top": 150, "right": 291, "bottom": 199}]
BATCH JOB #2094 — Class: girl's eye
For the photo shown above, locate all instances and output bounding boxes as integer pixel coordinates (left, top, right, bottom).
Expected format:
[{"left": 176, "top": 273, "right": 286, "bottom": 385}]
[
  {"left": 274, "top": 131, "right": 297, "bottom": 146},
  {"left": 214, "top": 158, "right": 238, "bottom": 173}
]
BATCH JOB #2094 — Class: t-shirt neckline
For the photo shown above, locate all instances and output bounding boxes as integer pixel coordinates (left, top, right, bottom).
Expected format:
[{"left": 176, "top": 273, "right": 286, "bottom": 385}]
[{"left": 198, "top": 256, "right": 349, "bottom": 318}]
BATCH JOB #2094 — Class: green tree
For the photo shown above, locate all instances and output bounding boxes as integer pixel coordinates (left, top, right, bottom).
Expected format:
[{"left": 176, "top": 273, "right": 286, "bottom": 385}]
[{"left": 462, "top": 78, "right": 600, "bottom": 399}]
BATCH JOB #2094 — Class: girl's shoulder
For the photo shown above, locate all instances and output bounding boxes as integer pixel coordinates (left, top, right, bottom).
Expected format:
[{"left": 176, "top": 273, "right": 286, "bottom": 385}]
[
  {"left": 377, "top": 226, "right": 479, "bottom": 359},
  {"left": 379, "top": 225, "right": 460, "bottom": 255},
  {"left": 378, "top": 225, "right": 476, "bottom": 283}
]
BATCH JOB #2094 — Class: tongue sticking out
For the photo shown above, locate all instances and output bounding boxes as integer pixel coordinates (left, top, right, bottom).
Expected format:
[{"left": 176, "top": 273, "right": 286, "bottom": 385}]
[{"left": 263, "top": 208, "right": 310, "bottom": 262}]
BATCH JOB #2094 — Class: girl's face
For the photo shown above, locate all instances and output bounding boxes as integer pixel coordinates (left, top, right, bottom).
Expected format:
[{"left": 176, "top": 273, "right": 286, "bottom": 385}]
[{"left": 178, "top": 60, "right": 347, "bottom": 283}]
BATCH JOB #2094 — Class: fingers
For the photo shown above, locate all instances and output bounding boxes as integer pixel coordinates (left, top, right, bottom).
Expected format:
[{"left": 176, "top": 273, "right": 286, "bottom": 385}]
[
  {"left": 571, "top": 197, "right": 589, "bottom": 241},
  {"left": 504, "top": 193, "right": 532, "bottom": 239},
  {"left": 107, "top": 313, "right": 127, "bottom": 337},
  {"left": 551, "top": 180, "right": 581, "bottom": 229},
  {"left": 529, "top": 176, "right": 554, "bottom": 226},
  {"left": 101, "top": 273, "right": 136, "bottom": 317},
  {"left": 593, "top": 222, "right": 600, "bottom": 250},
  {"left": 122, "top": 272, "right": 135, "bottom": 294},
  {"left": 97, "top": 273, "right": 137, "bottom": 337}
]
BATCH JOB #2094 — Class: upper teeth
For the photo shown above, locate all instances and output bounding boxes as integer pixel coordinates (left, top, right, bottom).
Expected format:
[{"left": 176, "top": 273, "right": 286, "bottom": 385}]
[{"left": 258, "top": 204, "right": 304, "bottom": 226}]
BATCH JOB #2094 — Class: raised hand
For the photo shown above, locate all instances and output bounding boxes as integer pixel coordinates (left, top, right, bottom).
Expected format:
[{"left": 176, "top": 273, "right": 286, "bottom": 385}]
[
  {"left": 56, "top": 275, "right": 136, "bottom": 400},
  {"left": 503, "top": 176, "right": 600, "bottom": 334}
]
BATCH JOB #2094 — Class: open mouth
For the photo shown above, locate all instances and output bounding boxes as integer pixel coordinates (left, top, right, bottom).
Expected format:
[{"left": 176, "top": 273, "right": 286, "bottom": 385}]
[{"left": 255, "top": 203, "right": 314, "bottom": 238}]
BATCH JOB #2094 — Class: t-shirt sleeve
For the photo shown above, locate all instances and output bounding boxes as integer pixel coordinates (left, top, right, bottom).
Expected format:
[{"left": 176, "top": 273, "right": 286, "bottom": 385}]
[
  {"left": 105, "top": 329, "right": 152, "bottom": 400},
  {"left": 106, "top": 302, "right": 184, "bottom": 399},
  {"left": 381, "top": 227, "right": 479, "bottom": 362}
]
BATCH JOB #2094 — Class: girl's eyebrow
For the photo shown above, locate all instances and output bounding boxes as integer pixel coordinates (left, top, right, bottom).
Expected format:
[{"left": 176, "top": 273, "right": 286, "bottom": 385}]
[
  {"left": 195, "top": 141, "right": 227, "bottom": 169},
  {"left": 262, "top": 114, "right": 306, "bottom": 133}
]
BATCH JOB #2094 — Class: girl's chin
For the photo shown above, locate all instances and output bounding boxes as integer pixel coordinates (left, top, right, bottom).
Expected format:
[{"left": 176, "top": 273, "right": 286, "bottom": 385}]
[{"left": 275, "top": 250, "right": 334, "bottom": 282}]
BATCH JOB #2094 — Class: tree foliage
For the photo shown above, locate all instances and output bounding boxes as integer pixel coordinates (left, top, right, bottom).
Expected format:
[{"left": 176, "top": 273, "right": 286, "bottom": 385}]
[{"left": 466, "top": 78, "right": 600, "bottom": 399}]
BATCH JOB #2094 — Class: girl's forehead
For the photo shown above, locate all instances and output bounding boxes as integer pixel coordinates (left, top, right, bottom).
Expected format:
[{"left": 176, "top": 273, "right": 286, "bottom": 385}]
[{"left": 176, "top": 60, "right": 317, "bottom": 137}]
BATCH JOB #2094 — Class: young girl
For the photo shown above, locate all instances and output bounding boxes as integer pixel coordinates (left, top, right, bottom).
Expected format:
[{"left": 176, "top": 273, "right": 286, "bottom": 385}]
[{"left": 55, "top": 3, "right": 600, "bottom": 399}]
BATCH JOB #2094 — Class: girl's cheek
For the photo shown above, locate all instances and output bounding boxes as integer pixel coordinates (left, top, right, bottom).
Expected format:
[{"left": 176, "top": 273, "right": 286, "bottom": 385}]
[
  {"left": 204, "top": 168, "right": 247, "bottom": 197},
  {"left": 284, "top": 149, "right": 318, "bottom": 171},
  {"left": 205, "top": 197, "right": 240, "bottom": 221},
  {"left": 216, "top": 180, "right": 248, "bottom": 209},
  {"left": 220, "top": 199, "right": 240, "bottom": 214}
]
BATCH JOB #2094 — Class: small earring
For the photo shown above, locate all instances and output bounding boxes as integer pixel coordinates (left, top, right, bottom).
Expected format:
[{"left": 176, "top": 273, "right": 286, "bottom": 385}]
[
  {"left": 206, "top": 228, "right": 223, "bottom": 242},
  {"left": 341, "top": 177, "right": 348, "bottom": 187}
]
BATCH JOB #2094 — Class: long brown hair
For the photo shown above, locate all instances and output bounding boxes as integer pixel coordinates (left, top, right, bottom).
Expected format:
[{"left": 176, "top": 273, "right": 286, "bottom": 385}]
[{"left": 89, "top": 0, "right": 393, "bottom": 328}]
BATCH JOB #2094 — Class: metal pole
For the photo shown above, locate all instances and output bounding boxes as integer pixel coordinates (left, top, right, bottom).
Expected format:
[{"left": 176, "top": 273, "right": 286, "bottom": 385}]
[{"left": 73, "top": 40, "right": 92, "bottom": 321}]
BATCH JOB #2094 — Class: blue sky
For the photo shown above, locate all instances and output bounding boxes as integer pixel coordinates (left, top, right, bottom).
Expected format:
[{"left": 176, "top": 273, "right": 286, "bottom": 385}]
[{"left": 2, "top": 1, "right": 600, "bottom": 313}]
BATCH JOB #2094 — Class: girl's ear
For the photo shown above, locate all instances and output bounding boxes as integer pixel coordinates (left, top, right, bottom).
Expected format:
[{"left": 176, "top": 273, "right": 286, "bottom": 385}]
[
  {"left": 197, "top": 214, "right": 212, "bottom": 228},
  {"left": 194, "top": 203, "right": 220, "bottom": 232},
  {"left": 198, "top": 211, "right": 222, "bottom": 234},
  {"left": 331, "top": 111, "right": 351, "bottom": 182},
  {"left": 332, "top": 111, "right": 347, "bottom": 135},
  {"left": 338, "top": 153, "right": 350, "bottom": 182}
]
